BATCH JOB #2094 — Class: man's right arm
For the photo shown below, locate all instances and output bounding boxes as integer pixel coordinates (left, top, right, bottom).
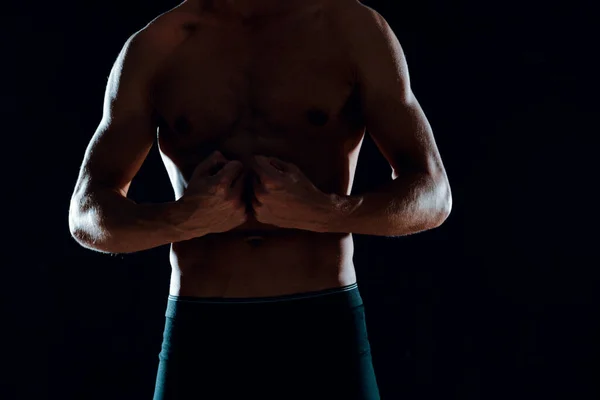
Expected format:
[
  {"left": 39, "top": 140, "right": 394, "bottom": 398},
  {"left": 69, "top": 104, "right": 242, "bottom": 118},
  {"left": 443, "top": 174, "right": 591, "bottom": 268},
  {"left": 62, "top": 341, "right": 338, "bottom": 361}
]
[{"left": 68, "top": 20, "right": 195, "bottom": 254}]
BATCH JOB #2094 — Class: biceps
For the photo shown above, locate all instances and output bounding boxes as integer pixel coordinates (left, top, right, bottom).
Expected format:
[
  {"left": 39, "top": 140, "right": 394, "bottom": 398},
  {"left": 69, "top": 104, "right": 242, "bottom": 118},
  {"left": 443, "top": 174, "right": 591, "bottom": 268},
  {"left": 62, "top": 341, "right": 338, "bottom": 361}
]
[
  {"left": 366, "top": 93, "right": 437, "bottom": 176},
  {"left": 75, "top": 32, "right": 159, "bottom": 196},
  {"left": 77, "top": 114, "right": 156, "bottom": 197}
]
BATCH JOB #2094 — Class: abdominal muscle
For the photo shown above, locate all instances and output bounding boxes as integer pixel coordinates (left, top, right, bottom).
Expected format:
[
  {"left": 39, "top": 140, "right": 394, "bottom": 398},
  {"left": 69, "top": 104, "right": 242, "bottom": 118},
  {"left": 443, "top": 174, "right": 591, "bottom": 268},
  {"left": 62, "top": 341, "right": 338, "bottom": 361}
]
[{"left": 167, "top": 216, "right": 357, "bottom": 298}]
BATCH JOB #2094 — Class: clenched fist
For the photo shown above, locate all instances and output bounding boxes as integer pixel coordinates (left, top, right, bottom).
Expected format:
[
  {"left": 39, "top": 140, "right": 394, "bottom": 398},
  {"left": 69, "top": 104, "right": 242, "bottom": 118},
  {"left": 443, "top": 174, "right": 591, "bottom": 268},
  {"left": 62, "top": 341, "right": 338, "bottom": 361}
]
[{"left": 176, "top": 151, "right": 248, "bottom": 239}]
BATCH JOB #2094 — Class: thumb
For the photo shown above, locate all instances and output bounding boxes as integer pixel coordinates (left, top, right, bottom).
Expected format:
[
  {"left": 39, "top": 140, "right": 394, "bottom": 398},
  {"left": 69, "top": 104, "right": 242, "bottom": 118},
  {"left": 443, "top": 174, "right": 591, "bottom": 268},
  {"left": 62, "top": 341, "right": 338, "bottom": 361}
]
[{"left": 191, "top": 151, "right": 228, "bottom": 179}]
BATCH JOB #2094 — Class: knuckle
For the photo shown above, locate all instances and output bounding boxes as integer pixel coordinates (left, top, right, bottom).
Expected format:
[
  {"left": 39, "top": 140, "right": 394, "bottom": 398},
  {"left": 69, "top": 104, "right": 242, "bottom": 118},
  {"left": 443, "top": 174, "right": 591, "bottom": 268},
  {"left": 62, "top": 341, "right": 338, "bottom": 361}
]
[
  {"left": 226, "top": 160, "right": 241, "bottom": 171},
  {"left": 224, "top": 196, "right": 235, "bottom": 207},
  {"left": 255, "top": 191, "right": 266, "bottom": 201},
  {"left": 216, "top": 173, "right": 231, "bottom": 186},
  {"left": 206, "top": 184, "right": 218, "bottom": 195},
  {"left": 263, "top": 180, "right": 277, "bottom": 190},
  {"left": 213, "top": 183, "right": 228, "bottom": 196},
  {"left": 218, "top": 172, "right": 234, "bottom": 185},
  {"left": 231, "top": 198, "right": 244, "bottom": 208}
]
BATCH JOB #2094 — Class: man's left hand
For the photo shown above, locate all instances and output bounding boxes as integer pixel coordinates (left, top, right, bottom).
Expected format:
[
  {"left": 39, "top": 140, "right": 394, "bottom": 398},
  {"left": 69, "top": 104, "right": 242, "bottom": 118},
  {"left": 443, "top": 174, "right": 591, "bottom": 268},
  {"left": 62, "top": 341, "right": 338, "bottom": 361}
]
[{"left": 250, "top": 155, "right": 337, "bottom": 233}]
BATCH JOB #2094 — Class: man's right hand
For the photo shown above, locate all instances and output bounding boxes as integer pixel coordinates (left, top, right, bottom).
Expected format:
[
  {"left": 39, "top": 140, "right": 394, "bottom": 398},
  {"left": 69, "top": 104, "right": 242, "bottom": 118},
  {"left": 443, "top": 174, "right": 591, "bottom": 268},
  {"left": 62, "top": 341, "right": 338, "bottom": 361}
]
[{"left": 176, "top": 151, "right": 248, "bottom": 239}]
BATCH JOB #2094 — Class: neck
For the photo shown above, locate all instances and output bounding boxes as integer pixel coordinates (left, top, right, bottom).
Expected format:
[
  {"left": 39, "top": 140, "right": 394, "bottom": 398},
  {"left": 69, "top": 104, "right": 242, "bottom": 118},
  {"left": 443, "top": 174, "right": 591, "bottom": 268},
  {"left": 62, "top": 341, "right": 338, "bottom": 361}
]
[{"left": 197, "top": 0, "right": 302, "bottom": 18}]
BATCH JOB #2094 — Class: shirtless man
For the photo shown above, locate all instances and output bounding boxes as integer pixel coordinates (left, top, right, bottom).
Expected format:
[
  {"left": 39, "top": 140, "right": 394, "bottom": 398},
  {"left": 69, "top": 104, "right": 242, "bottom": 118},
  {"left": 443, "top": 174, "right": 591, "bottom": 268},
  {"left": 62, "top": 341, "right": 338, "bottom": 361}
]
[{"left": 68, "top": 0, "right": 451, "bottom": 398}]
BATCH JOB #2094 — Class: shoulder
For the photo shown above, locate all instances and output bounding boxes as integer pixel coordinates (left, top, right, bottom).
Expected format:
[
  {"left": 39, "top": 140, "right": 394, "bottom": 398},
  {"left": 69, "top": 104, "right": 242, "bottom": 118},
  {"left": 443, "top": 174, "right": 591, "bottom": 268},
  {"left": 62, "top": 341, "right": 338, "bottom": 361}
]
[
  {"left": 326, "top": 0, "right": 389, "bottom": 30},
  {"left": 325, "top": 0, "right": 405, "bottom": 75},
  {"left": 107, "top": 2, "right": 201, "bottom": 87},
  {"left": 325, "top": 0, "right": 397, "bottom": 51},
  {"left": 123, "top": 3, "right": 200, "bottom": 59}
]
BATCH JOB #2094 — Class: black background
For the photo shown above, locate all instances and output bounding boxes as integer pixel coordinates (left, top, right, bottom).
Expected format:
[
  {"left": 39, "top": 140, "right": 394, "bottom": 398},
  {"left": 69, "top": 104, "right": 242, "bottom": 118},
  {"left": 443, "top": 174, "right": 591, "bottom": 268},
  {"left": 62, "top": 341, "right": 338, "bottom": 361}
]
[{"left": 3, "top": 1, "right": 598, "bottom": 399}]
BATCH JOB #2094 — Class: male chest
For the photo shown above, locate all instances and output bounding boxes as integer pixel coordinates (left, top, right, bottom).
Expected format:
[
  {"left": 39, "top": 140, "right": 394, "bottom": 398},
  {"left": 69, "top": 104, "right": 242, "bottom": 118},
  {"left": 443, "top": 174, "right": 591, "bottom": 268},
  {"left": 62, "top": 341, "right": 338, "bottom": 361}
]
[{"left": 152, "top": 8, "right": 358, "bottom": 143}]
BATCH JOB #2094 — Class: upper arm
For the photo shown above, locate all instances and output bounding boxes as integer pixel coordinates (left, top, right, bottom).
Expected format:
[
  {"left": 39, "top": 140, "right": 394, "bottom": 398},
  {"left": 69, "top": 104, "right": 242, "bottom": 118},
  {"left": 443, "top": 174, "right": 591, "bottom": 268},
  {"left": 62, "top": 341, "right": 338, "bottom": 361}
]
[
  {"left": 72, "top": 12, "right": 192, "bottom": 200},
  {"left": 73, "top": 31, "right": 158, "bottom": 199},
  {"left": 335, "top": 2, "right": 447, "bottom": 180}
]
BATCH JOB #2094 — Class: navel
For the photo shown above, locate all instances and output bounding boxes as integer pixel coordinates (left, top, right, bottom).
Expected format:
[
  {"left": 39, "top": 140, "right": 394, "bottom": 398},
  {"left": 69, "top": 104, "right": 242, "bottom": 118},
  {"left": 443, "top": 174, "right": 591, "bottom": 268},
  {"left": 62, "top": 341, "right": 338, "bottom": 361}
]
[
  {"left": 306, "top": 108, "right": 329, "bottom": 127},
  {"left": 244, "top": 236, "right": 265, "bottom": 248}
]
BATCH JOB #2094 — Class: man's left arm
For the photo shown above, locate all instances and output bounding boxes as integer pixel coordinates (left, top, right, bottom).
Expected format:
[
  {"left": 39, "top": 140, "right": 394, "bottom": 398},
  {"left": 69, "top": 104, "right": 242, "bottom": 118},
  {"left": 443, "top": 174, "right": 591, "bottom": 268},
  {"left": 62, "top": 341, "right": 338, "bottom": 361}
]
[
  {"left": 250, "top": 4, "right": 452, "bottom": 236},
  {"left": 326, "top": 4, "right": 452, "bottom": 237}
]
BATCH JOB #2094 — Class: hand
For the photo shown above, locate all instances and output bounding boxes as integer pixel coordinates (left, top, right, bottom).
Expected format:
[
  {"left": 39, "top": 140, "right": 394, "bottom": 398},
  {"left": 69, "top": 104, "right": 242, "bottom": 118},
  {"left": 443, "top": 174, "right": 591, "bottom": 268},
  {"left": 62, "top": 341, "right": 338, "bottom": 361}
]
[
  {"left": 250, "top": 155, "right": 335, "bottom": 233},
  {"left": 176, "top": 151, "right": 248, "bottom": 238}
]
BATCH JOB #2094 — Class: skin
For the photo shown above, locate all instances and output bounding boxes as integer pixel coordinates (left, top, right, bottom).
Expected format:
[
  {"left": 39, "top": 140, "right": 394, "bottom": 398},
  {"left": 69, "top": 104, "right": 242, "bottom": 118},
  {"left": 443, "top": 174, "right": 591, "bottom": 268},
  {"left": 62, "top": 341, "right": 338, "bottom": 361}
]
[{"left": 69, "top": 0, "right": 452, "bottom": 298}]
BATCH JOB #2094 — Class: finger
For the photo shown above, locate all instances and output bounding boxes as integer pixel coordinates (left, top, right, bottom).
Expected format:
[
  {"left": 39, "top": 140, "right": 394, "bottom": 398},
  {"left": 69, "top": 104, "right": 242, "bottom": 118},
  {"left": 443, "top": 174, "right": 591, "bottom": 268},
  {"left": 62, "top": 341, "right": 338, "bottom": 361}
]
[
  {"left": 251, "top": 168, "right": 265, "bottom": 188},
  {"left": 252, "top": 197, "right": 266, "bottom": 219},
  {"left": 267, "top": 157, "right": 288, "bottom": 172},
  {"left": 192, "top": 151, "right": 228, "bottom": 178},
  {"left": 229, "top": 167, "right": 247, "bottom": 189},
  {"left": 254, "top": 155, "right": 280, "bottom": 176},
  {"left": 274, "top": 159, "right": 304, "bottom": 185},
  {"left": 273, "top": 158, "right": 303, "bottom": 178},
  {"left": 252, "top": 171, "right": 272, "bottom": 196},
  {"left": 254, "top": 157, "right": 287, "bottom": 190},
  {"left": 254, "top": 185, "right": 268, "bottom": 202},
  {"left": 228, "top": 169, "right": 247, "bottom": 200},
  {"left": 214, "top": 160, "right": 244, "bottom": 187}
]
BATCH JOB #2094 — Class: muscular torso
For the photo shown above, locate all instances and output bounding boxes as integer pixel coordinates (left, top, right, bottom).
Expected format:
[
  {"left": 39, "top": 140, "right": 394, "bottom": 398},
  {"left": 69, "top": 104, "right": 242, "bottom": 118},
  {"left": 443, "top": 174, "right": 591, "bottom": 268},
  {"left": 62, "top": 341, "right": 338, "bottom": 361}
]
[{"left": 150, "top": 0, "right": 366, "bottom": 297}]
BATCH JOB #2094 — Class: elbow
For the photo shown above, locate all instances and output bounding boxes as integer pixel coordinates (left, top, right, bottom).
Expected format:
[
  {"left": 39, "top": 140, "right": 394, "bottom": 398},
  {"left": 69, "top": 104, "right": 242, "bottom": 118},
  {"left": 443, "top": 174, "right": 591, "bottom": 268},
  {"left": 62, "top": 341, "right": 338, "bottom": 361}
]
[
  {"left": 69, "top": 196, "right": 90, "bottom": 244},
  {"left": 424, "top": 172, "right": 452, "bottom": 229},
  {"left": 435, "top": 195, "right": 452, "bottom": 227},
  {"left": 68, "top": 201, "right": 114, "bottom": 254},
  {"left": 433, "top": 180, "right": 452, "bottom": 228},
  {"left": 69, "top": 225, "right": 96, "bottom": 250},
  {"left": 68, "top": 204, "right": 83, "bottom": 241},
  {"left": 68, "top": 210, "right": 99, "bottom": 251},
  {"left": 68, "top": 202, "right": 86, "bottom": 244},
  {"left": 69, "top": 223, "right": 115, "bottom": 254}
]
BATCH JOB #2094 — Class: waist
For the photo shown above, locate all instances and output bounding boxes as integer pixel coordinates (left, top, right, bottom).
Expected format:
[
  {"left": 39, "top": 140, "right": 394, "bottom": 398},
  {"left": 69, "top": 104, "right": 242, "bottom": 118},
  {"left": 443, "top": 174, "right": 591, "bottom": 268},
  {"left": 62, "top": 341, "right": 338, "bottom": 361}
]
[
  {"left": 165, "top": 282, "right": 362, "bottom": 318},
  {"left": 169, "top": 231, "right": 356, "bottom": 297}
]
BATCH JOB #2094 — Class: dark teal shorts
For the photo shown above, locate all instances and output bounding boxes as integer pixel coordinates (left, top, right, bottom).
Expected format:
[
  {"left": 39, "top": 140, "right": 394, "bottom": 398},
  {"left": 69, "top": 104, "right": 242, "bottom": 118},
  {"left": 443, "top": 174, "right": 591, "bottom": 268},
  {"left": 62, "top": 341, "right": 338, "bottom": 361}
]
[{"left": 152, "top": 282, "right": 380, "bottom": 400}]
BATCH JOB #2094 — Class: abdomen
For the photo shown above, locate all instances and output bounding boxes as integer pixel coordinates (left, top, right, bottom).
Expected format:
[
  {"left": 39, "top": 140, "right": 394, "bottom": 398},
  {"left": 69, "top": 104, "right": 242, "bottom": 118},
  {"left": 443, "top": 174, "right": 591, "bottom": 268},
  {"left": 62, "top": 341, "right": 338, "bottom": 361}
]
[{"left": 168, "top": 229, "right": 356, "bottom": 298}]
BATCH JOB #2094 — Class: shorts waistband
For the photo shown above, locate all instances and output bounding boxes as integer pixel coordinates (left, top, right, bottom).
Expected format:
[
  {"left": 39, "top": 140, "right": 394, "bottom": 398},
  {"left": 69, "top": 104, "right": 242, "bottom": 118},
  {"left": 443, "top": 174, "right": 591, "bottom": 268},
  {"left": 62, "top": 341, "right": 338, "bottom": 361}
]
[
  {"left": 165, "top": 283, "right": 361, "bottom": 318},
  {"left": 168, "top": 282, "right": 358, "bottom": 304}
]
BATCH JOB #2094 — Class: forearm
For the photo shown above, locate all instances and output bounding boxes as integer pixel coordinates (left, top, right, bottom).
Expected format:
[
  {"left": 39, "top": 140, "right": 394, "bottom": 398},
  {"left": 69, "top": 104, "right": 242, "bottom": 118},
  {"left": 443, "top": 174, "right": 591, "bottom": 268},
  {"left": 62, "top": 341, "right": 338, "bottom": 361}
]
[
  {"left": 328, "top": 170, "right": 451, "bottom": 236},
  {"left": 69, "top": 186, "right": 191, "bottom": 254}
]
